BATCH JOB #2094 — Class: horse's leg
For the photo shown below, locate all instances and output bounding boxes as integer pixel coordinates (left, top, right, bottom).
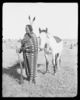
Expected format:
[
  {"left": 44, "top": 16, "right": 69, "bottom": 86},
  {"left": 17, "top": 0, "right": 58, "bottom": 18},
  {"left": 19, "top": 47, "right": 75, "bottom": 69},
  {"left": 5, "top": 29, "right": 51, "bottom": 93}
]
[
  {"left": 55, "top": 53, "right": 59, "bottom": 73},
  {"left": 52, "top": 54, "right": 56, "bottom": 75},
  {"left": 55, "top": 54, "right": 57, "bottom": 73},
  {"left": 56, "top": 52, "right": 62, "bottom": 73},
  {"left": 44, "top": 54, "right": 49, "bottom": 73},
  {"left": 59, "top": 55, "right": 61, "bottom": 66},
  {"left": 58, "top": 54, "right": 61, "bottom": 70}
]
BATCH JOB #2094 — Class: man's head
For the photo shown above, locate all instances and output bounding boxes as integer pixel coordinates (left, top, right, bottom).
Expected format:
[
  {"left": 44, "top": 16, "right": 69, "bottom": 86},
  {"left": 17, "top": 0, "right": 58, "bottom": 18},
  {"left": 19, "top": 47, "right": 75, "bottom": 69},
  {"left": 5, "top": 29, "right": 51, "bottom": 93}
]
[{"left": 25, "top": 25, "right": 33, "bottom": 33}]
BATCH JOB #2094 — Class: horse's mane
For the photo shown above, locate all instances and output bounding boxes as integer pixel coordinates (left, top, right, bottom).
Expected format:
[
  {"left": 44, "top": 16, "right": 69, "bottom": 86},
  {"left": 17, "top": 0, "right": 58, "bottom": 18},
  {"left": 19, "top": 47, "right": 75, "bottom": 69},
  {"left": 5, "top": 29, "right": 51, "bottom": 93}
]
[
  {"left": 53, "top": 36, "right": 62, "bottom": 43},
  {"left": 46, "top": 32, "right": 62, "bottom": 43}
]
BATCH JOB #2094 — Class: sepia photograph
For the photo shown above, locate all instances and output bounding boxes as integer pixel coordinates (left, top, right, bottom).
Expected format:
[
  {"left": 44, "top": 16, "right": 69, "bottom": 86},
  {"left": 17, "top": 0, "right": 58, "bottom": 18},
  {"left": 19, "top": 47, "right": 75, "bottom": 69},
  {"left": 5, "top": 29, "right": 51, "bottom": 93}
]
[{"left": 2, "top": 2, "right": 78, "bottom": 97}]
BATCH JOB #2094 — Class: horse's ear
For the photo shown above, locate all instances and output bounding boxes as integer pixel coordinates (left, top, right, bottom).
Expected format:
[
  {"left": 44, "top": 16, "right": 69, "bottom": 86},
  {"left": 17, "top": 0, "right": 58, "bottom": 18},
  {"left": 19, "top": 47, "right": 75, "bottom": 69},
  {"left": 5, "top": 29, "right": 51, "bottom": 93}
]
[
  {"left": 46, "top": 27, "right": 48, "bottom": 33},
  {"left": 28, "top": 16, "right": 31, "bottom": 20},
  {"left": 33, "top": 17, "right": 35, "bottom": 22},
  {"left": 39, "top": 28, "right": 41, "bottom": 33}
]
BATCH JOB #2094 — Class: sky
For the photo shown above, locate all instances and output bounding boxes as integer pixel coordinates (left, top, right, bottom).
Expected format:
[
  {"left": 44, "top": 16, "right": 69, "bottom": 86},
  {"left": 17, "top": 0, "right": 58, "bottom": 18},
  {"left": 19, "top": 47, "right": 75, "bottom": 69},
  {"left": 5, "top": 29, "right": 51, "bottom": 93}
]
[{"left": 3, "top": 3, "right": 78, "bottom": 40}]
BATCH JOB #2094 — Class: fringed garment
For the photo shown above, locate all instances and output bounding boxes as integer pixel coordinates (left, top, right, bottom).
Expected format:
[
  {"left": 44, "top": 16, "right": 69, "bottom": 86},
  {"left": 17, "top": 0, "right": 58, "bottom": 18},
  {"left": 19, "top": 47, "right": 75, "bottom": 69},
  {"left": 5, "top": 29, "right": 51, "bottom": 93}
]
[{"left": 20, "top": 32, "right": 38, "bottom": 83}]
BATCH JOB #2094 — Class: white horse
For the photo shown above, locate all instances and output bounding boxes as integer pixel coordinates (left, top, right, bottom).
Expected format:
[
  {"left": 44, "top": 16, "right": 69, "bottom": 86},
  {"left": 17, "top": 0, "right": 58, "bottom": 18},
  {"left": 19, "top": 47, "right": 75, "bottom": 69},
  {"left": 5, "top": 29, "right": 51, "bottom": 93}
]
[{"left": 38, "top": 28, "right": 63, "bottom": 74}]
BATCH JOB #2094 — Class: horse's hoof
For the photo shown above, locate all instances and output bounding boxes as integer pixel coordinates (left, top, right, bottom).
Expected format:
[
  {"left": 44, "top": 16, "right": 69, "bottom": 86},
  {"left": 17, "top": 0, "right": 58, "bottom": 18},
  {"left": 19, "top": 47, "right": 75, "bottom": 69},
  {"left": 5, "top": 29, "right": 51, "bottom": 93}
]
[
  {"left": 26, "top": 77, "right": 30, "bottom": 81},
  {"left": 33, "top": 80, "right": 36, "bottom": 84},
  {"left": 30, "top": 79, "right": 36, "bottom": 84},
  {"left": 37, "top": 70, "right": 46, "bottom": 74},
  {"left": 51, "top": 72, "right": 56, "bottom": 75},
  {"left": 46, "top": 70, "right": 50, "bottom": 73},
  {"left": 19, "top": 80, "right": 24, "bottom": 84}
]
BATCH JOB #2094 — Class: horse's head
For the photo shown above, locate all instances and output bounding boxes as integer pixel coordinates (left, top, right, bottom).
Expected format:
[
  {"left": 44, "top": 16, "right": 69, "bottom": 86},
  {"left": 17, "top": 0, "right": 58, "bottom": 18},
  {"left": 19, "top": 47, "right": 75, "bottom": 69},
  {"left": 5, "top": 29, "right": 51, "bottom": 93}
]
[{"left": 38, "top": 27, "right": 48, "bottom": 50}]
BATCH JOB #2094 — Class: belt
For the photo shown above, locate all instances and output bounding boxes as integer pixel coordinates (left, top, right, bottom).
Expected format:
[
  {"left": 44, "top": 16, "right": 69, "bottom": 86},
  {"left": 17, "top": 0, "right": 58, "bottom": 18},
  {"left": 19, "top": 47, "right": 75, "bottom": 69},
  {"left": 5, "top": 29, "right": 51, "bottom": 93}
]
[{"left": 23, "top": 50, "right": 38, "bottom": 53}]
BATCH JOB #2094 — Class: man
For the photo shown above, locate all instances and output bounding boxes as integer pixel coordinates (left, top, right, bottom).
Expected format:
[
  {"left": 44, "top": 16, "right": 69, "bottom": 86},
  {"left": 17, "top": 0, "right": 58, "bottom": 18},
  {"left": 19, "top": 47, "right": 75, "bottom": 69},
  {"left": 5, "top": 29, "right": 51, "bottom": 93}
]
[{"left": 18, "top": 24, "right": 38, "bottom": 84}]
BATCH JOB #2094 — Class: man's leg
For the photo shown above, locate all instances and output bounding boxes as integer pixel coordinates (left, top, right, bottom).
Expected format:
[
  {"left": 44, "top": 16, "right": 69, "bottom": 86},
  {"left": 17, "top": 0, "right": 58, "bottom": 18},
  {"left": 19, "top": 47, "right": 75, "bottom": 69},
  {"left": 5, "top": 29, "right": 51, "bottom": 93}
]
[
  {"left": 29, "top": 53, "right": 34, "bottom": 83},
  {"left": 26, "top": 53, "right": 32, "bottom": 81},
  {"left": 23, "top": 53, "right": 29, "bottom": 78}
]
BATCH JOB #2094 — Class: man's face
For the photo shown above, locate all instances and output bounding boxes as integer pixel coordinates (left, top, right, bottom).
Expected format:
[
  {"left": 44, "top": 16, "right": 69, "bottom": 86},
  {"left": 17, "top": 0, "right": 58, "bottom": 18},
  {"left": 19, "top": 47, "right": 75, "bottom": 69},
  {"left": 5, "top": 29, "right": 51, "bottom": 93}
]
[{"left": 25, "top": 26, "right": 30, "bottom": 33}]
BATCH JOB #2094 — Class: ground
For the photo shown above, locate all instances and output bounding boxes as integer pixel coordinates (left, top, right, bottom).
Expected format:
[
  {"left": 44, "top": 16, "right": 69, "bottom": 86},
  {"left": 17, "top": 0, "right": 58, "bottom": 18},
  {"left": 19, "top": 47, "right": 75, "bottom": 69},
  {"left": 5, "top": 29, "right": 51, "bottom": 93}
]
[{"left": 2, "top": 39, "right": 78, "bottom": 97}]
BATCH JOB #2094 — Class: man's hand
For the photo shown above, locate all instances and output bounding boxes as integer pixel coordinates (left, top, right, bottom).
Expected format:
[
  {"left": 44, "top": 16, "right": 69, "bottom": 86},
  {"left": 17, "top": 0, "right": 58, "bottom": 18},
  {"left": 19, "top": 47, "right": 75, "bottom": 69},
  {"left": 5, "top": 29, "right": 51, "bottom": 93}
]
[{"left": 16, "top": 48, "right": 21, "bottom": 53}]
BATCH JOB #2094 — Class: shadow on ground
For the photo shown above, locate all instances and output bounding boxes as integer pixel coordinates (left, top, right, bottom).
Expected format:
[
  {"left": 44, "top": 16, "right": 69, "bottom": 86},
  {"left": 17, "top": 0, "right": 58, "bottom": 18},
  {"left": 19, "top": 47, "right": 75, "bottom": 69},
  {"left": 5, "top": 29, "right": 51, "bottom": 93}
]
[
  {"left": 2, "top": 62, "right": 27, "bottom": 83},
  {"left": 2, "top": 62, "right": 46, "bottom": 83}
]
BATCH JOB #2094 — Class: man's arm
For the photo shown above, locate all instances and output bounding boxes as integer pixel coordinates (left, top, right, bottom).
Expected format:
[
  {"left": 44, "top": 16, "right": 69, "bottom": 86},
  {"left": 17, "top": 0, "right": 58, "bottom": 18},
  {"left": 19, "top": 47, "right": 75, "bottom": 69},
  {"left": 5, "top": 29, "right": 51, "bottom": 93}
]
[
  {"left": 19, "top": 39, "right": 26, "bottom": 53},
  {"left": 19, "top": 38, "right": 33, "bottom": 53}
]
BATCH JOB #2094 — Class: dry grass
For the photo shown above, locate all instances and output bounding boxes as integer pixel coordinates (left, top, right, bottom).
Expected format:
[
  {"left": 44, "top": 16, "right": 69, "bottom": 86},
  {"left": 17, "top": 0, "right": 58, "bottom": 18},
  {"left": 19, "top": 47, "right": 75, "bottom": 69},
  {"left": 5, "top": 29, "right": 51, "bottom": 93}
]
[{"left": 2, "top": 39, "right": 78, "bottom": 97}]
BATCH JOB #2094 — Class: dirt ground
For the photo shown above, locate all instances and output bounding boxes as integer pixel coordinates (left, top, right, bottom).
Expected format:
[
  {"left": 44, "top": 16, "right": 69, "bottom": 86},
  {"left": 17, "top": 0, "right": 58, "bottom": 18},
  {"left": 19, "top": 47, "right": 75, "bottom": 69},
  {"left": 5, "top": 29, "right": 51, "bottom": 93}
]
[{"left": 2, "top": 39, "right": 78, "bottom": 97}]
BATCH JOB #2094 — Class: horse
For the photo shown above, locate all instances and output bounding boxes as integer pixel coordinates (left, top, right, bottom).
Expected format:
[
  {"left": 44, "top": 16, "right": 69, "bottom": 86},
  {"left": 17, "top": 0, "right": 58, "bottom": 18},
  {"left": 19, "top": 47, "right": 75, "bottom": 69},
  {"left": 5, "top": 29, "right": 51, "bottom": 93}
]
[{"left": 38, "top": 27, "right": 63, "bottom": 75}]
